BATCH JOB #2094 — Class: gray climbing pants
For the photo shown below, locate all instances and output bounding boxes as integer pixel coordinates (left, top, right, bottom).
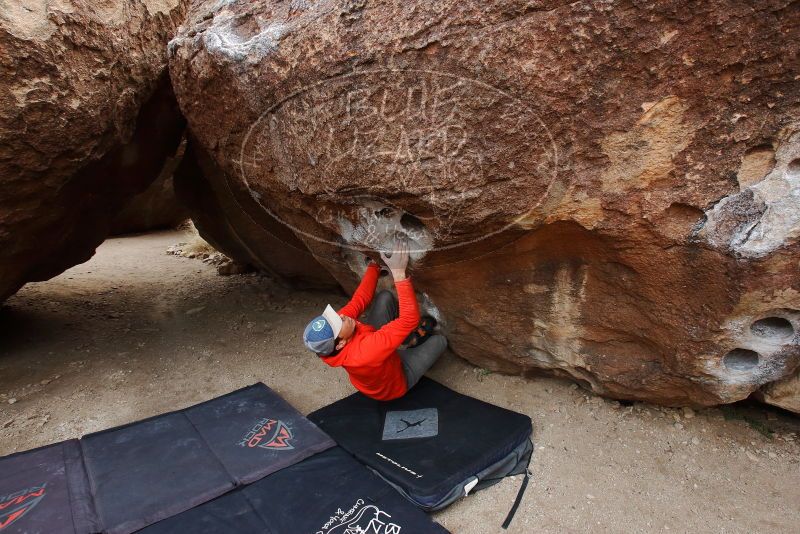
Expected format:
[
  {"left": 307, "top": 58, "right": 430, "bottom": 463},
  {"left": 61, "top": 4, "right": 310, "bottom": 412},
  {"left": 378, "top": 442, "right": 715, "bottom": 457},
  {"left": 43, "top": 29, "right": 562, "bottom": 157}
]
[{"left": 364, "top": 289, "right": 447, "bottom": 390}]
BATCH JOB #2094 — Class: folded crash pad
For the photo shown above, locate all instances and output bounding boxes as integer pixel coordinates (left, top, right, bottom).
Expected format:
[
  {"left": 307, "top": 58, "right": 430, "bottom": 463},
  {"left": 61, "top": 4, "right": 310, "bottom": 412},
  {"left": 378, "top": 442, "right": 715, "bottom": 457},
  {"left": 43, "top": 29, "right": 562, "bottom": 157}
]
[
  {"left": 141, "top": 447, "right": 450, "bottom": 534},
  {"left": 0, "top": 383, "right": 335, "bottom": 534},
  {"left": 0, "top": 440, "right": 98, "bottom": 534},
  {"left": 308, "top": 377, "right": 533, "bottom": 513}
]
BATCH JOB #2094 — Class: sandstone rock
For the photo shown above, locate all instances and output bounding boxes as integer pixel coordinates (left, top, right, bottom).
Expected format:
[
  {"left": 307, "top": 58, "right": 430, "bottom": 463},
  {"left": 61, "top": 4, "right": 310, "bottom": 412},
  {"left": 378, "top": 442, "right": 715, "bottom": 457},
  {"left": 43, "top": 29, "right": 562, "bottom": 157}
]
[
  {"left": 110, "top": 141, "right": 189, "bottom": 234},
  {"left": 217, "top": 260, "right": 253, "bottom": 276},
  {"left": 759, "top": 373, "right": 800, "bottom": 414},
  {"left": 172, "top": 137, "right": 339, "bottom": 289},
  {"left": 169, "top": 0, "right": 800, "bottom": 410},
  {"left": 0, "top": 0, "right": 188, "bottom": 302}
]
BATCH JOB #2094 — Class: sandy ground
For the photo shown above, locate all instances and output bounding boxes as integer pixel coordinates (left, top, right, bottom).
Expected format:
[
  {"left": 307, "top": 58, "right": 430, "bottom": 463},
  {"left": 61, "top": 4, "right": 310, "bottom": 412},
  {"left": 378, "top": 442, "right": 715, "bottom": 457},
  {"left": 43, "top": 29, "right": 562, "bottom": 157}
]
[{"left": 1, "top": 230, "right": 798, "bottom": 533}]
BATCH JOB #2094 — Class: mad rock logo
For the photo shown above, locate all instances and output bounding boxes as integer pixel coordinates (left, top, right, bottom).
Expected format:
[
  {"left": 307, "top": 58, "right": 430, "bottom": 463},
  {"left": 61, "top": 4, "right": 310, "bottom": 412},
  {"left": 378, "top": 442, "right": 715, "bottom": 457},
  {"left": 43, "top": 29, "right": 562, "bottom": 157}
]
[
  {"left": 317, "top": 499, "right": 401, "bottom": 534},
  {"left": 238, "top": 418, "right": 294, "bottom": 450},
  {"left": 0, "top": 485, "right": 46, "bottom": 531}
]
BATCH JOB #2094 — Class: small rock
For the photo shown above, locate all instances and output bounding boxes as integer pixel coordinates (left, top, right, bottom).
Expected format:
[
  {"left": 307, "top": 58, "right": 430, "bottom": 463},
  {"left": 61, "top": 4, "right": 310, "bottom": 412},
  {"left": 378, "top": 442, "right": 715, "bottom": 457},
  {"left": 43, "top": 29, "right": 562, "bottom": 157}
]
[
  {"left": 2, "top": 419, "right": 14, "bottom": 428},
  {"left": 8, "top": 398, "right": 17, "bottom": 405},
  {"left": 185, "top": 306, "right": 205, "bottom": 315},
  {"left": 218, "top": 261, "right": 253, "bottom": 276},
  {"left": 674, "top": 422, "right": 684, "bottom": 430},
  {"left": 691, "top": 437, "right": 700, "bottom": 445},
  {"left": 40, "top": 379, "right": 51, "bottom": 385},
  {"left": 768, "top": 452, "right": 777, "bottom": 459},
  {"left": 745, "top": 451, "right": 759, "bottom": 463},
  {"left": 682, "top": 407, "right": 695, "bottom": 419}
]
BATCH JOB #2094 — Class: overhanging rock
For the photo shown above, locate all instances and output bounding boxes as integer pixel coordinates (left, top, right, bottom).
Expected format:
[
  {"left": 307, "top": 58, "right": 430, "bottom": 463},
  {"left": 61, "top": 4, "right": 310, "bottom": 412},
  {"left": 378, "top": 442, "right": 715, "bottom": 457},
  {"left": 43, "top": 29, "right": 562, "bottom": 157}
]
[
  {"left": 168, "top": 0, "right": 800, "bottom": 411},
  {"left": 0, "top": 0, "right": 190, "bottom": 301}
]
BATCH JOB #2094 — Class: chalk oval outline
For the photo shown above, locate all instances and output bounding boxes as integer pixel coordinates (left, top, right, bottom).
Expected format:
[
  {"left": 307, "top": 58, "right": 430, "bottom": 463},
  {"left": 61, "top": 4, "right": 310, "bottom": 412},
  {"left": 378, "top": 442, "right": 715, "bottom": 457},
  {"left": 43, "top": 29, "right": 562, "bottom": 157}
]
[{"left": 235, "top": 67, "right": 561, "bottom": 256}]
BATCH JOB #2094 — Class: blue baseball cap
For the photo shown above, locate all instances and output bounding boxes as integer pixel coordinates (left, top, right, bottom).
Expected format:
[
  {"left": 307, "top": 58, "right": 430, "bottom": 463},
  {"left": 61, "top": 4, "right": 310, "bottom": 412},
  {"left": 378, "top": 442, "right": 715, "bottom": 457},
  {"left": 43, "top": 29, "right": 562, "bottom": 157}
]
[{"left": 303, "top": 304, "right": 343, "bottom": 356}]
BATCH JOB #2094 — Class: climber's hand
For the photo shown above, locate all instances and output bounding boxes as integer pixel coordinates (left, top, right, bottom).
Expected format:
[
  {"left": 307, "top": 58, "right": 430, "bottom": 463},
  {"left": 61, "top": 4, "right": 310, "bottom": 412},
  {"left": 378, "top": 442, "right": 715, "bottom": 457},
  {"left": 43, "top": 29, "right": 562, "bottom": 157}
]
[{"left": 380, "top": 239, "right": 409, "bottom": 281}]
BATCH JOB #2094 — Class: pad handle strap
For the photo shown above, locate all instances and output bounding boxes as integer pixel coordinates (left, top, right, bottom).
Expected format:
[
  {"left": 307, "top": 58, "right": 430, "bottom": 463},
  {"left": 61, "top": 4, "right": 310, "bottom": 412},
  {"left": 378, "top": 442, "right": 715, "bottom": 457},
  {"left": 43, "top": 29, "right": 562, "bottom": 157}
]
[{"left": 501, "top": 468, "right": 531, "bottom": 529}]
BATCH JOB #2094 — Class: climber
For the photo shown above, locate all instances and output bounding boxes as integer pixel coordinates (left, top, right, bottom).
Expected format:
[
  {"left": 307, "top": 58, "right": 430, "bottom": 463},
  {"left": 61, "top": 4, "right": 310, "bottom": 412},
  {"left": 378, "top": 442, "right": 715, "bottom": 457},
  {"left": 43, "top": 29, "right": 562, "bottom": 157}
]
[{"left": 302, "top": 238, "right": 446, "bottom": 401}]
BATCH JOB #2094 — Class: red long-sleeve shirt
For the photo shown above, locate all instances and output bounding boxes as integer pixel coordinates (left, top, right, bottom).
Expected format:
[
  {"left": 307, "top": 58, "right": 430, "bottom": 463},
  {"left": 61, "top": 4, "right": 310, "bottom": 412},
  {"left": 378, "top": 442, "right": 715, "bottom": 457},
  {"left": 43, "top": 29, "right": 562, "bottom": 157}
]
[{"left": 321, "top": 263, "right": 419, "bottom": 400}]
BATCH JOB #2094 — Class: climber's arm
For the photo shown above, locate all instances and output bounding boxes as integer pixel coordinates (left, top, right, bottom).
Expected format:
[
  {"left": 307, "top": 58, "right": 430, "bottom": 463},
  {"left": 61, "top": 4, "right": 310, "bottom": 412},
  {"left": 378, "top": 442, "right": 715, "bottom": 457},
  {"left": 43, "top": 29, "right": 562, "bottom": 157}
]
[{"left": 338, "top": 261, "right": 380, "bottom": 319}]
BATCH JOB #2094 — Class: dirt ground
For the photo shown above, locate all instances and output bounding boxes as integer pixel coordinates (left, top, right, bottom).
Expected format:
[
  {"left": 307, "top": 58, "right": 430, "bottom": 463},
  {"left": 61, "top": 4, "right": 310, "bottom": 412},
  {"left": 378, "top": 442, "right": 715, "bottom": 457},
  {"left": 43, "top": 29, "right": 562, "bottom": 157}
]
[{"left": 1, "top": 230, "right": 798, "bottom": 533}]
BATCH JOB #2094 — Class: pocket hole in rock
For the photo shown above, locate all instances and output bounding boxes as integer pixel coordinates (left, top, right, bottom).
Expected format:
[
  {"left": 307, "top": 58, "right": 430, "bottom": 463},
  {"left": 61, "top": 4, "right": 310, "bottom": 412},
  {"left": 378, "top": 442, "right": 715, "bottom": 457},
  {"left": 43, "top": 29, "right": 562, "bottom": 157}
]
[
  {"left": 722, "top": 348, "right": 760, "bottom": 371},
  {"left": 750, "top": 317, "right": 794, "bottom": 341},
  {"left": 787, "top": 158, "right": 800, "bottom": 178},
  {"left": 400, "top": 212, "right": 425, "bottom": 233},
  {"left": 375, "top": 207, "right": 395, "bottom": 218}
]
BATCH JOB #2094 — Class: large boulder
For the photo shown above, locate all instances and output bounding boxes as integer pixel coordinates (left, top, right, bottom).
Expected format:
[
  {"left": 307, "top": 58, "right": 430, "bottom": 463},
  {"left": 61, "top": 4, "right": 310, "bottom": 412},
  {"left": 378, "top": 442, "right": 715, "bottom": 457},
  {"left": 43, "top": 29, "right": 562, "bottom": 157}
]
[
  {"left": 168, "top": 0, "right": 800, "bottom": 409},
  {"left": 0, "top": 0, "right": 188, "bottom": 301}
]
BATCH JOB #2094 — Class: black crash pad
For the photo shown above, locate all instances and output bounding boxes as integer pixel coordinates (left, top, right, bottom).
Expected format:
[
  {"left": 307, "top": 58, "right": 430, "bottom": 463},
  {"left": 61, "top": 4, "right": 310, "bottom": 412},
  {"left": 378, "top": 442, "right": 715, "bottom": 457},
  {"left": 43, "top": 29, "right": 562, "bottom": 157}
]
[
  {"left": 0, "top": 440, "right": 97, "bottom": 533},
  {"left": 141, "top": 447, "right": 450, "bottom": 534},
  {"left": 308, "top": 377, "right": 533, "bottom": 511},
  {"left": 0, "top": 383, "right": 335, "bottom": 534}
]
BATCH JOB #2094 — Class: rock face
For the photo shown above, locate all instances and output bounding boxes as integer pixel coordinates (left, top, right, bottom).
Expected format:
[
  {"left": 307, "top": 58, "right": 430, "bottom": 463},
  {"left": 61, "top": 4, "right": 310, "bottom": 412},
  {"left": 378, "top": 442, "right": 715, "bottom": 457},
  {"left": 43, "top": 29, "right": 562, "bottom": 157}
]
[
  {"left": 169, "top": 0, "right": 800, "bottom": 410},
  {"left": 172, "top": 137, "right": 340, "bottom": 288},
  {"left": 110, "top": 143, "right": 188, "bottom": 235},
  {"left": 0, "top": 0, "right": 188, "bottom": 301},
  {"left": 760, "top": 372, "right": 800, "bottom": 414}
]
